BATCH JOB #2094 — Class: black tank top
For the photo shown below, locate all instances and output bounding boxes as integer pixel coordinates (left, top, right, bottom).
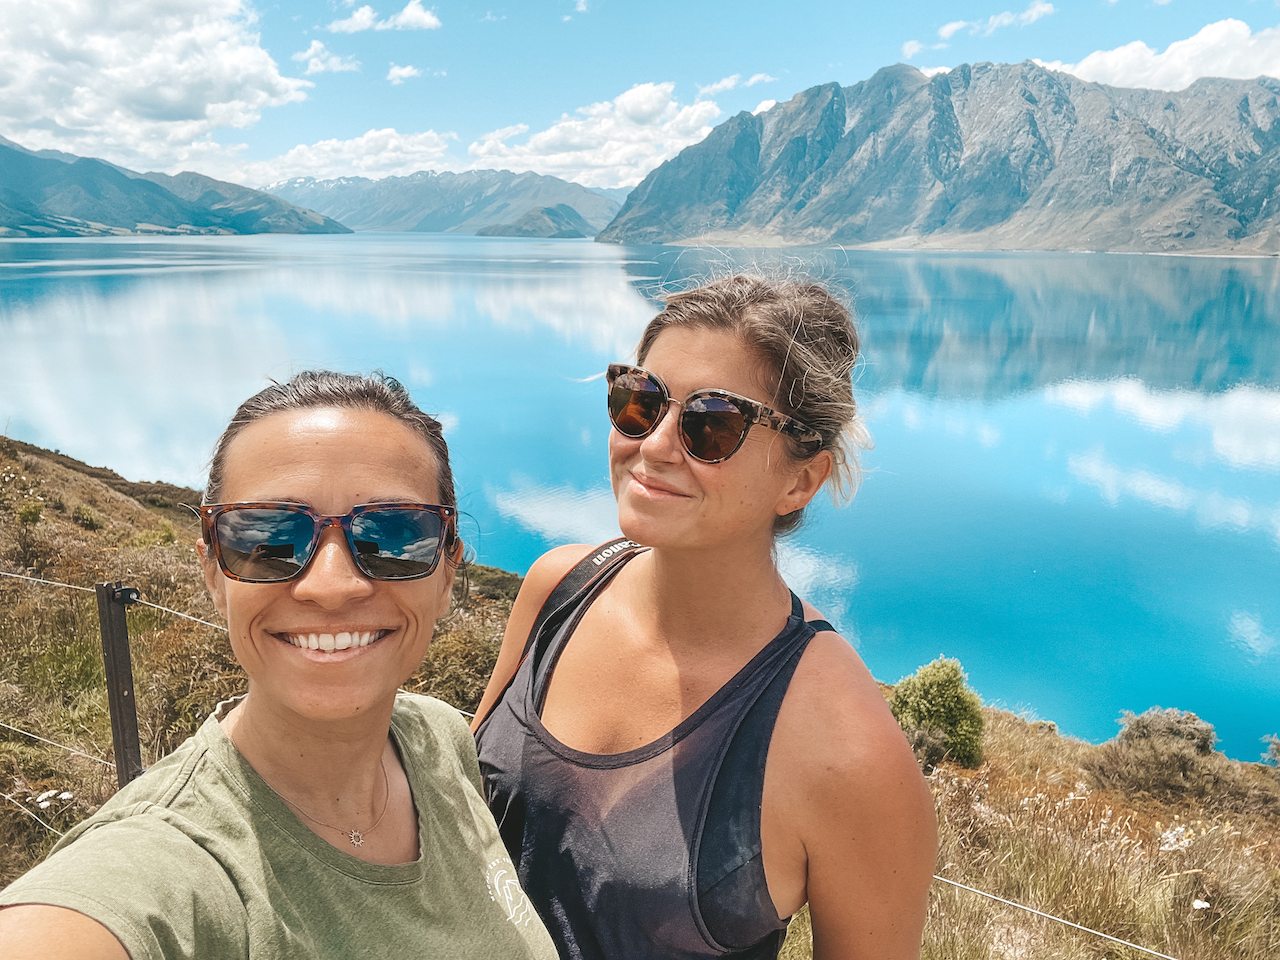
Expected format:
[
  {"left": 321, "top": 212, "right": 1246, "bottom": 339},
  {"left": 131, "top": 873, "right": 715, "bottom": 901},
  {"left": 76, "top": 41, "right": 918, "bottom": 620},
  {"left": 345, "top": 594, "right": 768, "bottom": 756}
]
[{"left": 475, "top": 546, "right": 832, "bottom": 960}]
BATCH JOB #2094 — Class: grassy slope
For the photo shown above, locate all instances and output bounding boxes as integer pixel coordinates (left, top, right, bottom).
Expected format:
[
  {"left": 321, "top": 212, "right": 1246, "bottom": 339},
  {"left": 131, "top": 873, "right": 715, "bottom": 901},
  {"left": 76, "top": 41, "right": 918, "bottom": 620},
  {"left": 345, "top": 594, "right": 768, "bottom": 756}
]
[{"left": 1, "top": 438, "right": 1277, "bottom": 958}]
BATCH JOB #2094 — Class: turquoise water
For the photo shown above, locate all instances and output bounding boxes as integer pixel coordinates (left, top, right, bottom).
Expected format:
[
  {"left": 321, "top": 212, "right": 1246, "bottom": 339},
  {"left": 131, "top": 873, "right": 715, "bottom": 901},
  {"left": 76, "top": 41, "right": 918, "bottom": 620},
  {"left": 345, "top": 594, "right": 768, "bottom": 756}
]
[{"left": 2, "top": 234, "right": 1277, "bottom": 759}]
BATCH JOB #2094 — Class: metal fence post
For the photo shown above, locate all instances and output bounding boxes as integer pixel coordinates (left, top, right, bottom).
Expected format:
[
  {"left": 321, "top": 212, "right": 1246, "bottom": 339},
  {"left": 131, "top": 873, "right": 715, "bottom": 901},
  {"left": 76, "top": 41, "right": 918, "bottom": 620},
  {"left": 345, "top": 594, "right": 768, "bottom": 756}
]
[{"left": 95, "top": 581, "right": 143, "bottom": 788}]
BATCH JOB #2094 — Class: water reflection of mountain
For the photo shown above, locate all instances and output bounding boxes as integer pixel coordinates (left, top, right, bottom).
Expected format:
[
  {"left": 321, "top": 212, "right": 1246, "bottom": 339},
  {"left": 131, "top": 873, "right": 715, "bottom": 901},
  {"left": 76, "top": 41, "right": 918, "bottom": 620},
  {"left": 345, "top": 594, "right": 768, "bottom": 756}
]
[{"left": 619, "top": 249, "right": 1280, "bottom": 399}]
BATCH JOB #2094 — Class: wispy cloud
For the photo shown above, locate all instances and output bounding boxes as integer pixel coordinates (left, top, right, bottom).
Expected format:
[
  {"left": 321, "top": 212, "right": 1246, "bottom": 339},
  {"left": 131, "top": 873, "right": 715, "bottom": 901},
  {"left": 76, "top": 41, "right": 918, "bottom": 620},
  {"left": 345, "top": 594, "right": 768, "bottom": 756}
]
[
  {"left": 292, "top": 41, "right": 360, "bottom": 76},
  {"left": 753, "top": 99, "right": 777, "bottom": 115},
  {"left": 937, "top": 1, "right": 1054, "bottom": 41},
  {"left": 1036, "top": 18, "right": 1280, "bottom": 91},
  {"left": 387, "top": 63, "right": 420, "bottom": 85},
  {"left": 902, "top": 40, "right": 925, "bottom": 59},
  {"left": 745, "top": 73, "right": 777, "bottom": 86},
  {"left": 329, "top": 0, "right": 441, "bottom": 33},
  {"left": 697, "top": 74, "right": 741, "bottom": 98}
]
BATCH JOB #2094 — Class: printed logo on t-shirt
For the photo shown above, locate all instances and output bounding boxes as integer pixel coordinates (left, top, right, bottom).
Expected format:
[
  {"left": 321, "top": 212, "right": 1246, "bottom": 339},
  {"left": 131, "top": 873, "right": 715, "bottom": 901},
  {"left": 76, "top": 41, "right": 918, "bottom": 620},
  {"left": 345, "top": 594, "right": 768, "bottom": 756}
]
[{"left": 486, "top": 856, "right": 536, "bottom": 927}]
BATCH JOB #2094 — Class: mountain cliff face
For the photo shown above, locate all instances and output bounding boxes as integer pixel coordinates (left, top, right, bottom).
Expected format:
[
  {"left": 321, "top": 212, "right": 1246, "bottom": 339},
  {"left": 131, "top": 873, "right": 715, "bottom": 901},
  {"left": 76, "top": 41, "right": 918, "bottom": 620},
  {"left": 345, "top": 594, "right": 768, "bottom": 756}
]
[
  {"left": 598, "top": 62, "right": 1280, "bottom": 253},
  {"left": 265, "top": 170, "right": 619, "bottom": 235},
  {"left": 0, "top": 138, "right": 349, "bottom": 237}
]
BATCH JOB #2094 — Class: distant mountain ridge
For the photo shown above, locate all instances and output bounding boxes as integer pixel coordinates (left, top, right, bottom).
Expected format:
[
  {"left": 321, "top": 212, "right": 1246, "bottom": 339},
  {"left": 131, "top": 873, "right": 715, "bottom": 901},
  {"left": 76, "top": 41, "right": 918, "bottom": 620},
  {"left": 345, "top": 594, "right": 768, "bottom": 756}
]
[
  {"left": 598, "top": 61, "right": 1280, "bottom": 253},
  {"left": 265, "top": 170, "right": 619, "bottom": 236},
  {"left": 0, "top": 137, "right": 349, "bottom": 237}
]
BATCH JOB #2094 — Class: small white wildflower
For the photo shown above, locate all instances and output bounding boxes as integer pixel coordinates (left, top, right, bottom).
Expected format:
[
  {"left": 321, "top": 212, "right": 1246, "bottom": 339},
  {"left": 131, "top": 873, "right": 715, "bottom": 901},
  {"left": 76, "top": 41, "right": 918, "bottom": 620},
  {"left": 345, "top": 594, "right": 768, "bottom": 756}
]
[
  {"left": 1193, "top": 899, "right": 1210, "bottom": 910},
  {"left": 38, "top": 800, "right": 51, "bottom": 809},
  {"left": 36, "top": 789, "right": 57, "bottom": 802},
  {"left": 58, "top": 791, "right": 73, "bottom": 800}
]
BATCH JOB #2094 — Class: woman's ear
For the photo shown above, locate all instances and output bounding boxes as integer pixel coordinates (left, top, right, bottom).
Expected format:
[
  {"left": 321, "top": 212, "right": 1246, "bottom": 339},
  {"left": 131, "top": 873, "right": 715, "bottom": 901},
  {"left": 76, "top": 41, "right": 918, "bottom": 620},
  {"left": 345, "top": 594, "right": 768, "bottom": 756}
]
[
  {"left": 196, "top": 538, "right": 229, "bottom": 622},
  {"left": 776, "top": 450, "right": 833, "bottom": 517}
]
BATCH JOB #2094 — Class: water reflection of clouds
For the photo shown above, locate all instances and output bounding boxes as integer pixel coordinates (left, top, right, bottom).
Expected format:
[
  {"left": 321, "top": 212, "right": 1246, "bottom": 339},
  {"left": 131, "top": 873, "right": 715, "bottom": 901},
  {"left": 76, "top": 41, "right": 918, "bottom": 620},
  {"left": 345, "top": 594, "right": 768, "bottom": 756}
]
[
  {"left": 1047, "top": 380, "right": 1280, "bottom": 472},
  {"left": 1228, "top": 611, "right": 1276, "bottom": 660},
  {"left": 492, "top": 482, "right": 622, "bottom": 546},
  {"left": 1068, "top": 448, "right": 1280, "bottom": 546}
]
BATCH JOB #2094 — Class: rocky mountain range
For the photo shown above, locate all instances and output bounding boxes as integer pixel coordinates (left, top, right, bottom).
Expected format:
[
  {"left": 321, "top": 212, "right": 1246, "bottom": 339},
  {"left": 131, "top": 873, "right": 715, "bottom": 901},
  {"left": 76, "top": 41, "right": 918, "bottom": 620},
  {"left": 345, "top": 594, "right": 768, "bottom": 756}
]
[
  {"left": 0, "top": 137, "right": 349, "bottom": 237},
  {"left": 265, "top": 170, "right": 620, "bottom": 236},
  {"left": 598, "top": 61, "right": 1280, "bottom": 254}
]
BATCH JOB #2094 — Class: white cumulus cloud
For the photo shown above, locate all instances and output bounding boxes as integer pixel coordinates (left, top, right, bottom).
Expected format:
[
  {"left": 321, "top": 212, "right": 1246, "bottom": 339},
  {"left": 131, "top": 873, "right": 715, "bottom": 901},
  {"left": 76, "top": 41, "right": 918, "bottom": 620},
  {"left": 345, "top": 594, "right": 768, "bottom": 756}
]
[
  {"left": 378, "top": 0, "right": 442, "bottom": 31},
  {"left": 753, "top": 100, "right": 777, "bottom": 115},
  {"left": 329, "top": 1, "right": 441, "bottom": 33},
  {"left": 231, "top": 127, "right": 456, "bottom": 184},
  {"left": 1035, "top": 19, "right": 1280, "bottom": 91},
  {"left": 387, "top": 63, "right": 420, "bottom": 85},
  {"left": 465, "top": 81, "right": 721, "bottom": 189},
  {"left": 292, "top": 40, "right": 360, "bottom": 76},
  {"left": 902, "top": 40, "right": 925, "bottom": 59},
  {"left": 0, "top": 0, "right": 309, "bottom": 172},
  {"left": 328, "top": 4, "right": 378, "bottom": 32}
]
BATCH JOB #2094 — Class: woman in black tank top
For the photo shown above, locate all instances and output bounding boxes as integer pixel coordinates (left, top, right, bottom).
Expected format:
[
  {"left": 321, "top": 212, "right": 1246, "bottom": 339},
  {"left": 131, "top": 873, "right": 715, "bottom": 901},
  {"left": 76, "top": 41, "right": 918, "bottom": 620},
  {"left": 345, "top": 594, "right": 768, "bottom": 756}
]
[{"left": 474, "top": 275, "right": 936, "bottom": 960}]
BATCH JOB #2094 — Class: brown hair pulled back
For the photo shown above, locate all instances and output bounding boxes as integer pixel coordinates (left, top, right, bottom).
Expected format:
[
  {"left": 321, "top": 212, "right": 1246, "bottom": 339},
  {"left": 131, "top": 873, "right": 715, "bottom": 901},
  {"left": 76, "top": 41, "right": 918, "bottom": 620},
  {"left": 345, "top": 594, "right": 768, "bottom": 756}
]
[
  {"left": 636, "top": 274, "right": 868, "bottom": 535},
  {"left": 203, "top": 370, "right": 456, "bottom": 514}
]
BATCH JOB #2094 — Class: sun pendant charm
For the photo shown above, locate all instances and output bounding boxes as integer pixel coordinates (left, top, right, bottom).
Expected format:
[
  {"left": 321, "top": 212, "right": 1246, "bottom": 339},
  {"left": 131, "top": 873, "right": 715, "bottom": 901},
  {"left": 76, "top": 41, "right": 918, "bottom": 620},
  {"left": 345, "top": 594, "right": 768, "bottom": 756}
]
[{"left": 348, "top": 830, "right": 365, "bottom": 847}]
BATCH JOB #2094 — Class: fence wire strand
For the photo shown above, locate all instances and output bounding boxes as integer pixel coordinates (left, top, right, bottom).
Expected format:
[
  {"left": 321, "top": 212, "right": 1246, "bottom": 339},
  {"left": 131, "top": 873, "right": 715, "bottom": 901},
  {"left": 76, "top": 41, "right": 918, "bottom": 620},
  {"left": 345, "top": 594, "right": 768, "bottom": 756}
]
[
  {"left": 0, "top": 720, "right": 115, "bottom": 768},
  {"left": 1, "top": 569, "right": 1188, "bottom": 959},
  {"left": 932, "top": 876, "right": 1183, "bottom": 960}
]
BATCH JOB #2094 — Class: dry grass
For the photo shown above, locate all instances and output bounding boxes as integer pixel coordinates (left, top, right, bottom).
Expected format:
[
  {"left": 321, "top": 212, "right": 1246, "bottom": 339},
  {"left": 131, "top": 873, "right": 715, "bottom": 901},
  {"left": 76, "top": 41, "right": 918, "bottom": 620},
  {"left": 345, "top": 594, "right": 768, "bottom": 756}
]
[{"left": 3, "top": 439, "right": 1279, "bottom": 960}]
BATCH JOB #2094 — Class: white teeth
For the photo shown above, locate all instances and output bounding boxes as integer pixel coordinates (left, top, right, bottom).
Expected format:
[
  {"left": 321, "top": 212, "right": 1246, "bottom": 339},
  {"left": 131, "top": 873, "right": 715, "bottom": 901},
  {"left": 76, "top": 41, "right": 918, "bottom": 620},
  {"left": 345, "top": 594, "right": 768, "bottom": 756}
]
[{"left": 285, "top": 631, "right": 384, "bottom": 650}]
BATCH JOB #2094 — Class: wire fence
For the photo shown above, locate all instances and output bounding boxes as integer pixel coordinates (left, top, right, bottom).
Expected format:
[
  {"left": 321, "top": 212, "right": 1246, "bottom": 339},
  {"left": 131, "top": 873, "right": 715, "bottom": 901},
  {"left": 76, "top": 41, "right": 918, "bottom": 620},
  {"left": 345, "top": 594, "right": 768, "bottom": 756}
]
[{"left": 0, "top": 567, "right": 1189, "bottom": 960}]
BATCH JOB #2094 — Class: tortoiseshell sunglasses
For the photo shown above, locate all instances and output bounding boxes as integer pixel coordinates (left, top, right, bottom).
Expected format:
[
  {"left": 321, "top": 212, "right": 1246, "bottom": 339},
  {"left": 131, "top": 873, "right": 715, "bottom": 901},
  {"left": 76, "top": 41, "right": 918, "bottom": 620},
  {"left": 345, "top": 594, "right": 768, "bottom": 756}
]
[
  {"left": 200, "top": 502, "right": 457, "bottom": 583},
  {"left": 606, "top": 363, "right": 823, "bottom": 463}
]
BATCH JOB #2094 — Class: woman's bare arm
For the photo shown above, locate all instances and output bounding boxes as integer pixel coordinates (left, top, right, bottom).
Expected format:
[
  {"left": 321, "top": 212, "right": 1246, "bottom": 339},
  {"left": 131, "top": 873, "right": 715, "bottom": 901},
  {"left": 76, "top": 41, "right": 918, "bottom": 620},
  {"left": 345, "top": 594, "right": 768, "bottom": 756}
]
[
  {"left": 0, "top": 905, "right": 130, "bottom": 960},
  {"left": 470, "top": 544, "right": 594, "bottom": 732},
  {"left": 767, "top": 630, "right": 937, "bottom": 960}
]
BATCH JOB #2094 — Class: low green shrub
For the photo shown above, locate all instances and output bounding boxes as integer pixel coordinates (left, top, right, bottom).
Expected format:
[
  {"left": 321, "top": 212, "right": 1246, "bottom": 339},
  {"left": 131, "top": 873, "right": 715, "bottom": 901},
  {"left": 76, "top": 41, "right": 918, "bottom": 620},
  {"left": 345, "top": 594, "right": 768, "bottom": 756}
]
[
  {"left": 71, "top": 503, "right": 103, "bottom": 531},
  {"left": 890, "top": 656, "right": 984, "bottom": 768}
]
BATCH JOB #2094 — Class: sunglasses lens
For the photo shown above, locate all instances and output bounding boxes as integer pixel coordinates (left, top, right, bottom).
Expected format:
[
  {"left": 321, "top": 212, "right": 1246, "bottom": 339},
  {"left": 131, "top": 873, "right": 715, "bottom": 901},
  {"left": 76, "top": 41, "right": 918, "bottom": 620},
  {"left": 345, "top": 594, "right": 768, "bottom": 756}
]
[
  {"left": 215, "top": 509, "right": 316, "bottom": 582},
  {"left": 682, "top": 396, "right": 749, "bottom": 462},
  {"left": 609, "top": 371, "right": 665, "bottom": 437},
  {"left": 350, "top": 508, "right": 445, "bottom": 579}
]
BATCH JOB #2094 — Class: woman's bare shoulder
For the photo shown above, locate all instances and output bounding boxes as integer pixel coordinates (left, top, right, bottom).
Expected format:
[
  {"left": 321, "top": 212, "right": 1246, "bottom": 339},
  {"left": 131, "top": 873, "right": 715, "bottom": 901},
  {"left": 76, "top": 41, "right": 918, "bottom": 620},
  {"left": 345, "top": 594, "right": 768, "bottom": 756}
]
[
  {"left": 516, "top": 543, "right": 598, "bottom": 608},
  {"left": 776, "top": 615, "right": 928, "bottom": 808}
]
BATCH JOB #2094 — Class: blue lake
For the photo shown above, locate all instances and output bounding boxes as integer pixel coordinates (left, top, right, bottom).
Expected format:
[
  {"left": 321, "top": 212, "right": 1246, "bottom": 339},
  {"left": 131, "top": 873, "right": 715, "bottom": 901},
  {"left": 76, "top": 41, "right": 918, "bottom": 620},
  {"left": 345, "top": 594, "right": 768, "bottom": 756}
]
[{"left": 1, "top": 234, "right": 1277, "bottom": 760}]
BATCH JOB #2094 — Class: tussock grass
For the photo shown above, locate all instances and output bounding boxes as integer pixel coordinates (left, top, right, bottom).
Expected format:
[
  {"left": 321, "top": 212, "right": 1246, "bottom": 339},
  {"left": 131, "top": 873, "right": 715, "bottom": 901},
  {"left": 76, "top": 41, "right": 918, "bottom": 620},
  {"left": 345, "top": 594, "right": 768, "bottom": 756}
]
[{"left": 3, "top": 439, "right": 1279, "bottom": 960}]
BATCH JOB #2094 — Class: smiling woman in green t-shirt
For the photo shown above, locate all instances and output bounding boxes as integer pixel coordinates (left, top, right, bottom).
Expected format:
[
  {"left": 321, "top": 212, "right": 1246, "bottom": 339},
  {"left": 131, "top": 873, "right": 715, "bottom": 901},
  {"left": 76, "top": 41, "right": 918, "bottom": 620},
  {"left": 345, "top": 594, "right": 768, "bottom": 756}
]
[{"left": 0, "top": 371, "right": 557, "bottom": 960}]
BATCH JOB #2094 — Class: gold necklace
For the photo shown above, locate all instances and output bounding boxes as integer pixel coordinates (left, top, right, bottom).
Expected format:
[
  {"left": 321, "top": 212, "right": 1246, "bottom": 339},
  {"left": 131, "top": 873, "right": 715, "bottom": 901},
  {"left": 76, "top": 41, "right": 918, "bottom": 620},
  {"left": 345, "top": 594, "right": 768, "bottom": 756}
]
[{"left": 275, "top": 754, "right": 391, "bottom": 848}]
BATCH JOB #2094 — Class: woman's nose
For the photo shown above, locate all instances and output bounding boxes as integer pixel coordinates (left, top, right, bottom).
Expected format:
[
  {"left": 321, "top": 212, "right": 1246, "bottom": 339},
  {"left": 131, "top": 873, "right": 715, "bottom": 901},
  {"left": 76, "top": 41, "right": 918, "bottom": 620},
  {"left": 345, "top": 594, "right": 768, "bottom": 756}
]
[
  {"left": 291, "top": 527, "right": 374, "bottom": 607},
  {"left": 640, "top": 400, "right": 684, "bottom": 462}
]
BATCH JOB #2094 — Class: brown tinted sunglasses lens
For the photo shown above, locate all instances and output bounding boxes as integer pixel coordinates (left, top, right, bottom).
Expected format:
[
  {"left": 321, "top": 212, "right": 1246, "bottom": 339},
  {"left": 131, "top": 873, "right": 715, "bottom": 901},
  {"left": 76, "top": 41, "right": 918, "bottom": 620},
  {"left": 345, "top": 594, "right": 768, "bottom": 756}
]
[
  {"left": 681, "top": 397, "right": 749, "bottom": 461},
  {"left": 609, "top": 373, "right": 665, "bottom": 436}
]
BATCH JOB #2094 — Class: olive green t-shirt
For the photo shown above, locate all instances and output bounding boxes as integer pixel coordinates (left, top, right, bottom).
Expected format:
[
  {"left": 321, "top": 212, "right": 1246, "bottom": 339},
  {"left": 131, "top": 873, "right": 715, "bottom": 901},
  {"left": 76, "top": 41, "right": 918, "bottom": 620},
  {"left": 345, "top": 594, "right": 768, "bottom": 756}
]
[{"left": 0, "top": 694, "right": 557, "bottom": 960}]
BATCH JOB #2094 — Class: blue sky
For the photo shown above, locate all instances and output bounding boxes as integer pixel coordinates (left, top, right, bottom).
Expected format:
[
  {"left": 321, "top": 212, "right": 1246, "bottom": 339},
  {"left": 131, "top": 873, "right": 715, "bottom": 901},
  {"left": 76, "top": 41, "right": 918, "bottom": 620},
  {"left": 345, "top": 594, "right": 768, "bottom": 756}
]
[{"left": 3, "top": 1, "right": 1280, "bottom": 187}]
